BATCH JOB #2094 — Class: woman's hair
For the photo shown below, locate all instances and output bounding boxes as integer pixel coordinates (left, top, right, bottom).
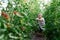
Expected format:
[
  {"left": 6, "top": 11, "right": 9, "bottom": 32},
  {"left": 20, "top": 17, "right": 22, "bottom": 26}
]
[{"left": 38, "top": 13, "right": 43, "bottom": 16}]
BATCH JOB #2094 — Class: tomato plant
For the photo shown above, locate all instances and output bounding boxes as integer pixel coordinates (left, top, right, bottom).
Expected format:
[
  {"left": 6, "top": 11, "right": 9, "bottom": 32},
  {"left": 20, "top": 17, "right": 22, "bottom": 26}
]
[{"left": 0, "top": 0, "right": 40, "bottom": 40}]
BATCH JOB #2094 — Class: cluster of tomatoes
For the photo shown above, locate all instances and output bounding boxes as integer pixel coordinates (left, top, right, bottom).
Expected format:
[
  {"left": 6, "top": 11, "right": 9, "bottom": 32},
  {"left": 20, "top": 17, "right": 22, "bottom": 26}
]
[{"left": 2, "top": 11, "right": 26, "bottom": 31}]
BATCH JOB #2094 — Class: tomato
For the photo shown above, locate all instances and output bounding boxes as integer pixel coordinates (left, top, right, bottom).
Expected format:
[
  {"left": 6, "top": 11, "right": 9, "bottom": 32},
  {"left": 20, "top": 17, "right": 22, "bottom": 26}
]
[
  {"left": 20, "top": 27, "right": 26, "bottom": 31},
  {"left": 2, "top": 11, "right": 10, "bottom": 20},
  {"left": 6, "top": 23, "right": 10, "bottom": 28},
  {"left": 14, "top": 11, "right": 17, "bottom": 14}
]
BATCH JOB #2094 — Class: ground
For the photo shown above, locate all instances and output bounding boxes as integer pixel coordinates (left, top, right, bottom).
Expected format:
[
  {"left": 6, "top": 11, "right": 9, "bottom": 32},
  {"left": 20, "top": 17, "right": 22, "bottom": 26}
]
[{"left": 31, "top": 32, "right": 46, "bottom": 40}]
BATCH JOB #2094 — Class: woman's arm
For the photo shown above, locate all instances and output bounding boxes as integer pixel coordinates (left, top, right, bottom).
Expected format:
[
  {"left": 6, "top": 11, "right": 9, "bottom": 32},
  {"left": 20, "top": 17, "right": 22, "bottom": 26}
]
[{"left": 36, "top": 18, "right": 43, "bottom": 21}]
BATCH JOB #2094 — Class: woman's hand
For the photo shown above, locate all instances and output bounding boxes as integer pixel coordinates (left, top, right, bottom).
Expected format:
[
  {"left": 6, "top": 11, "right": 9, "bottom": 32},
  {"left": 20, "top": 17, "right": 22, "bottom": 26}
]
[{"left": 36, "top": 18, "right": 43, "bottom": 22}]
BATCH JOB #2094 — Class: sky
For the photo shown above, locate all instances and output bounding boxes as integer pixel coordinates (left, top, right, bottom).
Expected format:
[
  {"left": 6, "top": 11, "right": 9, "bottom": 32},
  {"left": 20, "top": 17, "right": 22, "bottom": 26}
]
[
  {"left": 39, "top": 0, "right": 51, "bottom": 13},
  {"left": 0, "top": 0, "right": 8, "bottom": 3},
  {"left": 0, "top": 0, "right": 51, "bottom": 16},
  {"left": 0, "top": 0, "right": 51, "bottom": 10}
]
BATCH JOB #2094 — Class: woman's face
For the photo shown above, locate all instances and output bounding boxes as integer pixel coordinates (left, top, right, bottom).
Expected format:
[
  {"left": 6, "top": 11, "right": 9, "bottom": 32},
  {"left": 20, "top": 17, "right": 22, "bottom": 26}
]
[{"left": 38, "top": 15, "right": 42, "bottom": 19}]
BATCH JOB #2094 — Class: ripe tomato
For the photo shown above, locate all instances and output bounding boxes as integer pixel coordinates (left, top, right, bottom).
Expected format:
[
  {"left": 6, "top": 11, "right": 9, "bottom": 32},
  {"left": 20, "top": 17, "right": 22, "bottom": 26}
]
[
  {"left": 2, "top": 11, "right": 10, "bottom": 20},
  {"left": 20, "top": 26, "right": 26, "bottom": 31}
]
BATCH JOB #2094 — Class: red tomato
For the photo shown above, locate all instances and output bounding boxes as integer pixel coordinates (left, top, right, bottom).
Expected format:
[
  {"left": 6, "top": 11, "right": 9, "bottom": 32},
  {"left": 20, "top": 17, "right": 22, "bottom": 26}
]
[
  {"left": 2, "top": 11, "right": 10, "bottom": 20},
  {"left": 14, "top": 11, "right": 17, "bottom": 14}
]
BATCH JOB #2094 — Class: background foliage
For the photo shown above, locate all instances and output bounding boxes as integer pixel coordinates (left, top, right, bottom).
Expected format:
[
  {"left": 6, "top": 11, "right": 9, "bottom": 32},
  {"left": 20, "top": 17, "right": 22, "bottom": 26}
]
[{"left": 44, "top": 0, "right": 60, "bottom": 40}]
